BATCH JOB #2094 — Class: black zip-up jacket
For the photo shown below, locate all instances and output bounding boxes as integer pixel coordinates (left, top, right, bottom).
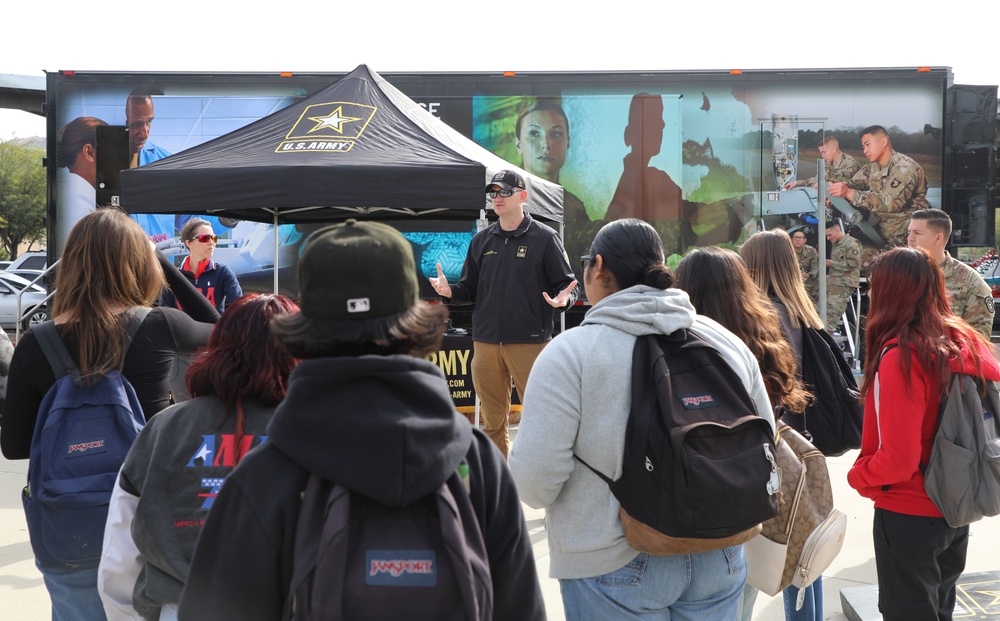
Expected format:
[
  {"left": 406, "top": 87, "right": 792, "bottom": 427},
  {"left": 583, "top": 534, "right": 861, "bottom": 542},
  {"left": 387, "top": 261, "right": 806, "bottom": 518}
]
[{"left": 447, "top": 213, "right": 578, "bottom": 344}]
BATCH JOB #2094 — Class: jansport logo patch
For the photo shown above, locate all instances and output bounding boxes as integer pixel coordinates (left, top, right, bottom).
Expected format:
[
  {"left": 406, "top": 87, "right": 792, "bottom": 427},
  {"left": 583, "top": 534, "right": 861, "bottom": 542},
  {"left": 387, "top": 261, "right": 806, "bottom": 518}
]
[
  {"left": 66, "top": 437, "right": 107, "bottom": 457},
  {"left": 366, "top": 550, "right": 436, "bottom": 587},
  {"left": 678, "top": 393, "right": 718, "bottom": 409},
  {"left": 276, "top": 101, "right": 376, "bottom": 154}
]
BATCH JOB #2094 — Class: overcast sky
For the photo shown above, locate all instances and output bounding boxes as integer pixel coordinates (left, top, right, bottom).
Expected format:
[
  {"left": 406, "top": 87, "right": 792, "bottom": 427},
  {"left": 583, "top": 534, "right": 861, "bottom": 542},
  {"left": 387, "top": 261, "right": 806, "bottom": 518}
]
[{"left": 2, "top": 0, "right": 996, "bottom": 140}]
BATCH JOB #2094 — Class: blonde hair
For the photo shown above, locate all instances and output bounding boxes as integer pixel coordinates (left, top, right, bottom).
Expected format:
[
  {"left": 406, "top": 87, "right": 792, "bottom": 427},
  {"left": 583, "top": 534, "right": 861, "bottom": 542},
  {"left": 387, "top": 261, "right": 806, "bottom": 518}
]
[
  {"left": 740, "top": 229, "right": 823, "bottom": 331},
  {"left": 52, "top": 209, "right": 165, "bottom": 377}
]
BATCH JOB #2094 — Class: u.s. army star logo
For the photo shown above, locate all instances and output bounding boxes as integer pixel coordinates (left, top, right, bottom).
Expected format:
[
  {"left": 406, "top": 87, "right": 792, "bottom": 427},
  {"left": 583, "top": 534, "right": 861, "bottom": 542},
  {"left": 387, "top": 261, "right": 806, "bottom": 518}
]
[{"left": 277, "top": 101, "right": 377, "bottom": 154}]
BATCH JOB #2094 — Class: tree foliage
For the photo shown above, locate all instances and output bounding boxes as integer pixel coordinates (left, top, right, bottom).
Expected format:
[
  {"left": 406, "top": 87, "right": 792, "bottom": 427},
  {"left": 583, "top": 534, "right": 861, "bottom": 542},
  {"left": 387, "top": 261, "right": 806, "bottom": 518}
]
[{"left": 0, "top": 139, "right": 47, "bottom": 260}]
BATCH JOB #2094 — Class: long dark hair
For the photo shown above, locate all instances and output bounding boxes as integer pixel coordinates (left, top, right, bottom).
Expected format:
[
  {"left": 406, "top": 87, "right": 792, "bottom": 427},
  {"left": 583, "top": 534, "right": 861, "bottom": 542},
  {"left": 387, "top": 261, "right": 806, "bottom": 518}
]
[
  {"left": 186, "top": 294, "right": 300, "bottom": 464},
  {"left": 675, "top": 246, "right": 809, "bottom": 412},
  {"left": 861, "top": 247, "right": 990, "bottom": 397}
]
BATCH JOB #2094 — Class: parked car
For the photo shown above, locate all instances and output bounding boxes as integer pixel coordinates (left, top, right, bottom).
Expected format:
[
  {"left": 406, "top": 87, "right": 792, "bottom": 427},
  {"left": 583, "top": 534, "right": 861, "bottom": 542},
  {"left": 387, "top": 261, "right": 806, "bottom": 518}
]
[
  {"left": 6, "top": 252, "right": 47, "bottom": 271},
  {"left": 2, "top": 269, "right": 51, "bottom": 288},
  {"left": 0, "top": 272, "right": 48, "bottom": 330}
]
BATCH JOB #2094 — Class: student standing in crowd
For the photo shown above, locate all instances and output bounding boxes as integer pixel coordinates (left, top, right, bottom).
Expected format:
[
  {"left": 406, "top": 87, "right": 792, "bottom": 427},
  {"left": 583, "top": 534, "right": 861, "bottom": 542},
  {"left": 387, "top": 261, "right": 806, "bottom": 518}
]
[
  {"left": 98, "top": 294, "right": 299, "bottom": 621},
  {"left": 429, "top": 170, "right": 578, "bottom": 457},
  {"left": 179, "top": 220, "right": 544, "bottom": 620},
  {"left": 510, "top": 218, "right": 772, "bottom": 620},
  {"left": 848, "top": 247, "right": 999, "bottom": 621},
  {"left": 0, "top": 208, "right": 218, "bottom": 621},
  {"left": 160, "top": 217, "right": 242, "bottom": 313},
  {"left": 740, "top": 228, "right": 828, "bottom": 621},
  {"left": 674, "top": 246, "right": 811, "bottom": 621}
]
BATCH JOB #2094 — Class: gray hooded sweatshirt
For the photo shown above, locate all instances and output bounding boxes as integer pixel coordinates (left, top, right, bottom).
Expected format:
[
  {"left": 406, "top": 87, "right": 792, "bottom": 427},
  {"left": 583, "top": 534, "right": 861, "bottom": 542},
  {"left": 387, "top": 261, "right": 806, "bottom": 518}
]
[{"left": 509, "top": 284, "right": 774, "bottom": 579}]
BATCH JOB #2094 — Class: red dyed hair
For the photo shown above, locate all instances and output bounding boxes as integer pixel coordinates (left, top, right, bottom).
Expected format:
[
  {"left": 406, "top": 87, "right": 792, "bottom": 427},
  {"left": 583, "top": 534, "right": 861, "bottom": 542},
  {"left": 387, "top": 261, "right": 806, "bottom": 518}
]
[
  {"left": 861, "top": 247, "right": 989, "bottom": 397},
  {"left": 186, "top": 294, "right": 300, "bottom": 463}
]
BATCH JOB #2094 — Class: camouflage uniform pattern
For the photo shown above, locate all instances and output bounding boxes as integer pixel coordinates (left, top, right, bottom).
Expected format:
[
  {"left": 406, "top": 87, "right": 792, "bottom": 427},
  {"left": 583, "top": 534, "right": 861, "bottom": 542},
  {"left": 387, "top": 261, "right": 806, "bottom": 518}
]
[
  {"left": 845, "top": 150, "right": 930, "bottom": 247},
  {"left": 825, "top": 234, "right": 862, "bottom": 332},
  {"left": 940, "top": 252, "right": 995, "bottom": 340},
  {"left": 801, "top": 151, "right": 861, "bottom": 186},
  {"left": 796, "top": 243, "right": 820, "bottom": 301}
]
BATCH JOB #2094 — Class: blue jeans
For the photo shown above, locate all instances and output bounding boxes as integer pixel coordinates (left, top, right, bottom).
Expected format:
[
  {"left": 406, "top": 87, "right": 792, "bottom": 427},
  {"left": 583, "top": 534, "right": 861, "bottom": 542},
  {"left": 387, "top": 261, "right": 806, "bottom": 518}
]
[
  {"left": 559, "top": 547, "right": 747, "bottom": 620},
  {"left": 783, "top": 577, "right": 823, "bottom": 621},
  {"left": 36, "top": 562, "right": 107, "bottom": 621}
]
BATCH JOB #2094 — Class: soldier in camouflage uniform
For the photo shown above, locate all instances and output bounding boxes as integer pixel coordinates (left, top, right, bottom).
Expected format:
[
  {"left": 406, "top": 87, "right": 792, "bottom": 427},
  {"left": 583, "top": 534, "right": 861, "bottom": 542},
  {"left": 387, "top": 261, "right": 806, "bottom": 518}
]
[
  {"left": 907, "top": 209, "right": 995, "bottom": 339},
  {"left": 828, "top": 125, "right": 930, "bottom": 248},
  {"left": 784, "top": 136, "right": 861, "bottom": 188},
  {"left": 824, "top": 219, "right": 862, "bottom": 333},
  {"left": 791, "top": 229, "right": 820, "bottom": 303}
]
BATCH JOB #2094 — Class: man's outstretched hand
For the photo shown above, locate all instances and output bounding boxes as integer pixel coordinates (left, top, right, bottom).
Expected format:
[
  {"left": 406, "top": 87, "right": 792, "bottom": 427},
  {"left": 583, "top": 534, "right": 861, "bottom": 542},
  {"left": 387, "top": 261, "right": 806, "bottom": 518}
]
[
  {"left": 543, "top": 280, "right": 579, "bottom": 308},
  {"left": 429, "top": 263, "right": 452, "bottom": 298}
]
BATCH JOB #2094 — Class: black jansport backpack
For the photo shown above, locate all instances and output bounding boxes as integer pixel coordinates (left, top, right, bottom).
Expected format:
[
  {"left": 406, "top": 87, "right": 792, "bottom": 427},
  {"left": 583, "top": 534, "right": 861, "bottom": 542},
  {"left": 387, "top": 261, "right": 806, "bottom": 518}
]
[
  {"left": 284, "top": 466, "right": 492, "bottom": 621},
  {"left": 577, "top": 329, "right": 779, "bottom": 555},
  {"left": 798, "top": 326, "right": 863, "bottom": 456}
]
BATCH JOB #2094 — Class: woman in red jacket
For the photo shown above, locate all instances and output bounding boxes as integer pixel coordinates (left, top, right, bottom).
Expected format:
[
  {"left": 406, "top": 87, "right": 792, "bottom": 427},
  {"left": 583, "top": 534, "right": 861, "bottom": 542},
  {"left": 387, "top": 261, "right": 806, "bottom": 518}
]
[{"left": 848, "top": 246, "right": 1000, "bottom": 621}]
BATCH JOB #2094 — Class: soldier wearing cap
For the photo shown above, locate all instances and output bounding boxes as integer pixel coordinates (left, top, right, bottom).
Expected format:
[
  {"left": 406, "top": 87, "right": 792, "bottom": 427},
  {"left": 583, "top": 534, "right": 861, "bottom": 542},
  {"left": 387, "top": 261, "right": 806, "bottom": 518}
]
[
  {"left": 825, "top": 219, "right": 862, "bottom": 333},
  {"left": 430, "top": 170, "right": 579, "bottom": 458},
  {"left": 907, "top": 208, "right": 995, "bottom": 339},
  {"left": 828, "top": 125, "right": 930, "bottom": 247}
]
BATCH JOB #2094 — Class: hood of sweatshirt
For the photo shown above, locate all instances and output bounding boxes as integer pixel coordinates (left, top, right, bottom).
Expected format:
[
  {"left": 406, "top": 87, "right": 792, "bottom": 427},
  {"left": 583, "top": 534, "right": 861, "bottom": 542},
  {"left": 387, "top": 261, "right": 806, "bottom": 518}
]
[
  {"left": 266, "top": 355, "right": 472, "bottom": 507},
  {"left": 581, "top": 284, "right": 697, "bottom": 337}
]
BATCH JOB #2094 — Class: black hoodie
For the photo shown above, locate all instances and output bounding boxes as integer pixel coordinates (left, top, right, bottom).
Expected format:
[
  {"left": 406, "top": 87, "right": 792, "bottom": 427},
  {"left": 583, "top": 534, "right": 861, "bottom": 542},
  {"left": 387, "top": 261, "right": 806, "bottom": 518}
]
[{"left": 178, "top": 355, "right": 545, "bottom": 621}]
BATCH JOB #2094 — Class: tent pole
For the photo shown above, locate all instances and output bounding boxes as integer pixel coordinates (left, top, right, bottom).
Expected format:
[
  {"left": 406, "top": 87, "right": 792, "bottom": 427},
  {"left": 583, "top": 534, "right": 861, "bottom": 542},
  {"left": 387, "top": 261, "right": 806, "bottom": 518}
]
[{"left": 273, "top": 211, "right": 279, "bottom": 294}]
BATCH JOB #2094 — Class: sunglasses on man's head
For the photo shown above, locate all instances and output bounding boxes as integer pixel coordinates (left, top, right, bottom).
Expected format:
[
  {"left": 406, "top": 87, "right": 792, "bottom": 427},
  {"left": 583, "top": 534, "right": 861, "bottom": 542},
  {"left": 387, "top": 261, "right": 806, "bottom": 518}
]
[
  {"left": 487, "top": 187, "right": 520, "bottom": 199},
  {"left": 190, "top": 234, "right": 218, "bottom": 244}
]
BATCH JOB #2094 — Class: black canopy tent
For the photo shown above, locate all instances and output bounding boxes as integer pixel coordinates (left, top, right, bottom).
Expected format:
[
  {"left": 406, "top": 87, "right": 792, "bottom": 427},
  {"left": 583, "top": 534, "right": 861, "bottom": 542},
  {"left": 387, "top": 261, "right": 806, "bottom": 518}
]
[
  {"left": 119, "top": 64, "right": 564, "bottom": 293},
  {"left": 118, "top": 64, "right": 564, "bottom": 223}
]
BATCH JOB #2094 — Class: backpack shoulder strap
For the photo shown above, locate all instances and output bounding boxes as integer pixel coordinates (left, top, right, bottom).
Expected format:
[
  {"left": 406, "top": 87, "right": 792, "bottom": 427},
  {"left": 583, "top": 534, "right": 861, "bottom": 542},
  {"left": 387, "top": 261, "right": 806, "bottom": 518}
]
[
  {"left": 32, "top": 307, "right": 151, "bottom": 381},
  {"left": 32, "top": 321, "right": 77, "bottom": 379},
  {"left": 285, "top": 473, "right": 350, "bottom": 620},
  {"left": 125, "top": 307, "right": 151, "bottom": 346},
  {"left": 875, "top": 343, "right": 899, "bottom": 372},
  {"left": 437, "top": 470, "right": 492, "bottom": 621}
]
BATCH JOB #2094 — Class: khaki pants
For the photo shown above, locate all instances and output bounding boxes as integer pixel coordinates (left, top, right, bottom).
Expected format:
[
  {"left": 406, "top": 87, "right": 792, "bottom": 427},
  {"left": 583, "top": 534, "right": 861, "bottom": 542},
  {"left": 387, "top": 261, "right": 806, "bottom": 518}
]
[{"left": 472, "top": 341, "right": 546, "bottom": 458}]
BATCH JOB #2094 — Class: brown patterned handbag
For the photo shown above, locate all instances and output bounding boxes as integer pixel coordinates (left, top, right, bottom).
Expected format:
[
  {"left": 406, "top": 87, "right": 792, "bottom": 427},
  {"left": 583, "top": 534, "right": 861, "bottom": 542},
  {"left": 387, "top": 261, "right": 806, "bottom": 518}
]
[{"left": 744, "top": 421, "right": 847, "bottom": 606}]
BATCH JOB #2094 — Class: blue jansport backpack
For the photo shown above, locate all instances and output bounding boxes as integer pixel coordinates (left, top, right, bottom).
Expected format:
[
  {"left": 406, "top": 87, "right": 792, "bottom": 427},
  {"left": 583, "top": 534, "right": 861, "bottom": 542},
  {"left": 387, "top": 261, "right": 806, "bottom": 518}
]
[{"left": 22, "top": 308, "right": 149, "bottom": 569}]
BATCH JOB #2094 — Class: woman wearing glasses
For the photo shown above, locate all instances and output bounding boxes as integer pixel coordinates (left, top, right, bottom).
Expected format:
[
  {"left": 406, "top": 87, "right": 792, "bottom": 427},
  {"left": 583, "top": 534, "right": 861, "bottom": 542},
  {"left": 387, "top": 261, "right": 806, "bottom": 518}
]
[{"left": 161, "top": 218, "right": 243, "bottom": 313}]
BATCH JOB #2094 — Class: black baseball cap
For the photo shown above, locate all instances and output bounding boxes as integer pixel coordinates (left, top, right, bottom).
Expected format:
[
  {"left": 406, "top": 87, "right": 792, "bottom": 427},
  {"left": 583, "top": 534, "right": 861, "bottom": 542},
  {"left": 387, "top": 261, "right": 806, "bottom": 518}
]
[
  {"left": 485, "top": 169, "right": 526, "bottom": 193},
  {"left": 296, "top": 219, "right": 419, "bottom": 322}
]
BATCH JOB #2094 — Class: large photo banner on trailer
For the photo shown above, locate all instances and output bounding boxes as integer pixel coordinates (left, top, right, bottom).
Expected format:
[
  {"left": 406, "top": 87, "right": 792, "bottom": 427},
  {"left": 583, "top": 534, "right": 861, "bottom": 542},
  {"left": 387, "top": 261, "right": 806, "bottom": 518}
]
[
  {"left": 52, "top": 72, "right": 948, "bottom": 296},
  {"left": 470, "top": 78, "right": 945, "bottom": 270}
]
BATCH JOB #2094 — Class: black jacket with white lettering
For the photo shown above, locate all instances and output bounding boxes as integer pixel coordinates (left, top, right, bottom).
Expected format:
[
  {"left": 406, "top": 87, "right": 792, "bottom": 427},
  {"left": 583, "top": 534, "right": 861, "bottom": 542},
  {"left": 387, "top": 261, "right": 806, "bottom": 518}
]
[
  {"left": 447, "top": 213, "right": 578, "bottom": 344},
  {"left": 177, "top": 355, "right": 545, "bottom": 621}
]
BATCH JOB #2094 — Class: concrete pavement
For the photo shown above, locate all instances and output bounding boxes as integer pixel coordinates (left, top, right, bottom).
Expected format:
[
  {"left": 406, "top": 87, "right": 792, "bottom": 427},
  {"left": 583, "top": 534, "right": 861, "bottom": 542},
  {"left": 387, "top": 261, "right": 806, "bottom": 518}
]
[{"left": 4, "top": 446, "right": 1000, "bottom": 620}]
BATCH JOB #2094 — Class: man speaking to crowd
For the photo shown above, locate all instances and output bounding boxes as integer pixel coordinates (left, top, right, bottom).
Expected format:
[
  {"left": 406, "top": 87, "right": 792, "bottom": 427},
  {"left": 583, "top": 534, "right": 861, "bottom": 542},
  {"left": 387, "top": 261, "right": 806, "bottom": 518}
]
[{"left": 430, "top": 170, "right": 578, "bottom": 458}]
